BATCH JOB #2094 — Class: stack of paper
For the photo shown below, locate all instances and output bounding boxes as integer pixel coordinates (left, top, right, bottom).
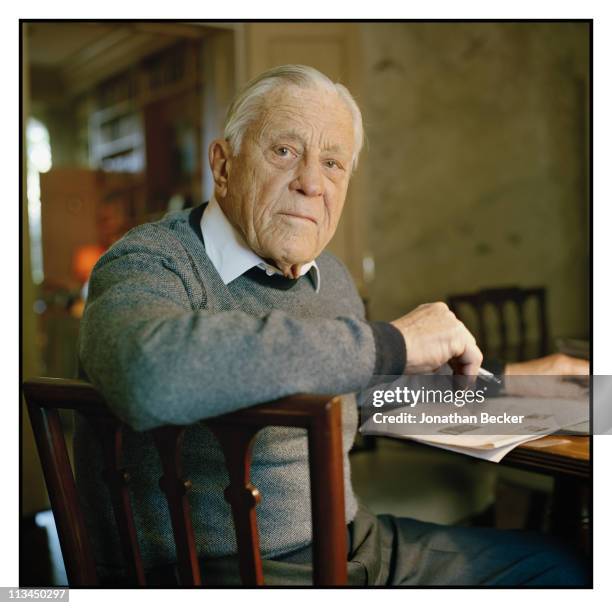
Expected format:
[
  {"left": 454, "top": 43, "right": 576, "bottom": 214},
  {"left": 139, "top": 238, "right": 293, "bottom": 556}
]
[{"left": 360, "top": 396, "right": 589, "bottom": 462}]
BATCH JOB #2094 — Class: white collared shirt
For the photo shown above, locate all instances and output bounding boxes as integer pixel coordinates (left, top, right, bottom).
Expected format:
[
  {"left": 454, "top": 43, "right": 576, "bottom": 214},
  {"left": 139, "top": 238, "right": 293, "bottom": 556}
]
[{"left": 201, "top": 196, "right": 320, "bottom": 293}]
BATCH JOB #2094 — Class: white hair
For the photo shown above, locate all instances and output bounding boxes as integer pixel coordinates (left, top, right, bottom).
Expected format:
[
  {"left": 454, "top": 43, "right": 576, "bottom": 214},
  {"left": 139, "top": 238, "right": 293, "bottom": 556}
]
[{"left": 223, "top": 64, "right": 364, "bottom": 171}]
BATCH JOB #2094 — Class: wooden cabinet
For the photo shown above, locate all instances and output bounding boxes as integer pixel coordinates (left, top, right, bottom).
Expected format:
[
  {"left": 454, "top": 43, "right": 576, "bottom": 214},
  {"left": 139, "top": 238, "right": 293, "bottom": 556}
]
[
  {"left": 85, "top": 40, "right": 204, "bottom": 224},
  {"left": 39, "top": 168, "right": 102, "bottom": 291}
]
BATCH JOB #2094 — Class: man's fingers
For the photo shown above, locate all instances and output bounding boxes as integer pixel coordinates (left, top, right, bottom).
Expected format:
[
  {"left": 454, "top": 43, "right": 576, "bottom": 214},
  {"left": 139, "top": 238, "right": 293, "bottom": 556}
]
[
  {"left": 394, "top": 302, "right": 484, "bottom": 374},
  {"left": 453, "top": 340, "right": 483, "bottom": 377}
]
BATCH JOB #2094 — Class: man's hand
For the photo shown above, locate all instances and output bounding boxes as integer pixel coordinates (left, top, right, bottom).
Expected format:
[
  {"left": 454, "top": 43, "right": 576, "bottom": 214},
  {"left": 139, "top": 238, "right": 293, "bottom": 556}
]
[
  {"left": 504, "top": 354, "right": 589, "bottom": 399},
  {"left": 391, "top": 302, "right": 483, "bottom": 376},
  {"left": 505, "top": 353, "right": 589, "bottom": 376}
]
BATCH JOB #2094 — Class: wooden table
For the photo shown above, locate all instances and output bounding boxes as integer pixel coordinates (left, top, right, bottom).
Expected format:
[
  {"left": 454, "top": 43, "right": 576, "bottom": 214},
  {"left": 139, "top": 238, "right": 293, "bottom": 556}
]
[{"left": 502, "top": 435, "right": 590, "bottom": 478}]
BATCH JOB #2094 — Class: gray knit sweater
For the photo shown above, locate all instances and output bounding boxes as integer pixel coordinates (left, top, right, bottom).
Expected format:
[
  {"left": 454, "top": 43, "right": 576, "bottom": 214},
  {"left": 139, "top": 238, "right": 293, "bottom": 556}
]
[{"left": 75, "top": 203, "right": 406, "bottom": 577}]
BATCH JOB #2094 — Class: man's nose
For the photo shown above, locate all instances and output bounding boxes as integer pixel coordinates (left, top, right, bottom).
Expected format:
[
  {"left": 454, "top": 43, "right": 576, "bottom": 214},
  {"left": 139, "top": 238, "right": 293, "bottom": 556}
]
[{"left": 291, "top": 158, "right": 324, "bottom": 197}]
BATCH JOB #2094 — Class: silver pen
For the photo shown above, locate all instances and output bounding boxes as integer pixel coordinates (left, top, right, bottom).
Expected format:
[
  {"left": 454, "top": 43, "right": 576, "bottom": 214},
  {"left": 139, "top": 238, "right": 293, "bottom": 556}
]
[{"left": 477, "top": 367, "right": 502, "bottom": 385}]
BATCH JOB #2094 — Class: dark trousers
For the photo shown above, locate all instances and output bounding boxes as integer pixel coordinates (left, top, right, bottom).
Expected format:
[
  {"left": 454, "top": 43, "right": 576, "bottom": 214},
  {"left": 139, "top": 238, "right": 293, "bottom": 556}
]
[{"left": 120, "top": 504, "right": 590, "bottom": 588}]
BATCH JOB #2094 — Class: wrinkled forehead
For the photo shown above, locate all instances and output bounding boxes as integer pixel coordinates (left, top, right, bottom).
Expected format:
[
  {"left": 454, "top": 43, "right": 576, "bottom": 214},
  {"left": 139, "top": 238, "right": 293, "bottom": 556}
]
[{"left": 249, "top": 85, "right": 355, "bottom": 153}]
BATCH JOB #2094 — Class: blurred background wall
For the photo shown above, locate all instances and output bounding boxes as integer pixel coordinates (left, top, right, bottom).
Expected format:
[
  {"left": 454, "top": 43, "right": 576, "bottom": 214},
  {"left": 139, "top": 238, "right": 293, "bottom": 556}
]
[
  {"left": 360, "top": 22, "right": 589, "bottom": 340},
  {"left": 21, "top": 21, "right": 590, "bottom": 553}
]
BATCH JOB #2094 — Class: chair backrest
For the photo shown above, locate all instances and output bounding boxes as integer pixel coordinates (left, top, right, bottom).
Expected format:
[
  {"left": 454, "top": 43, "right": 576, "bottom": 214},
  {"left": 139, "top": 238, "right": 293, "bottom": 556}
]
[
  {"left": 448, "top": 286, "right": 549, "bottom": 362},
  {"left": 22, "top": 377, "right": 348, "bottom": 587}
]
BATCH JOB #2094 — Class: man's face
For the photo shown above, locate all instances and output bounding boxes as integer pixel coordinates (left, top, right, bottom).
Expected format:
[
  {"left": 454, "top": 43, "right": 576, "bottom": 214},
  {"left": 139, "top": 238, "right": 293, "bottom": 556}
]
[{"left": 212, "top": 85, "right": 355, "bottom": 276}]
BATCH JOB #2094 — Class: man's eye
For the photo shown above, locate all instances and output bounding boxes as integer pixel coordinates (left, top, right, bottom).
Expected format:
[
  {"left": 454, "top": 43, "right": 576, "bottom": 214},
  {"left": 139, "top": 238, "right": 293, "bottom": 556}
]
[{"left": 275, "top": 146, "right": 291, "bottom": 157}]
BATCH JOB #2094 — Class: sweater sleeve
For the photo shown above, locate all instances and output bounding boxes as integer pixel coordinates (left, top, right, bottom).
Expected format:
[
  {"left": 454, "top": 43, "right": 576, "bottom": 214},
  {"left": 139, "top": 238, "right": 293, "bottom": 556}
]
[{"left": 78, "top": 229, "right": 388, "bottom": 431}]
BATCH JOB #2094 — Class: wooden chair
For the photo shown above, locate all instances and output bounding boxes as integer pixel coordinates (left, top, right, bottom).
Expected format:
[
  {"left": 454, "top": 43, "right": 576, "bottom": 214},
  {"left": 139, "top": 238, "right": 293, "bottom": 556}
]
[
  {"left": 22, "top": 377, "right": 348, "bottom": 587},
  {"left": 448, "top": 287, "right": 555, "bottom": 530},
  {"left": 448, "top": 286, "right": 549, "bottom": 362}
]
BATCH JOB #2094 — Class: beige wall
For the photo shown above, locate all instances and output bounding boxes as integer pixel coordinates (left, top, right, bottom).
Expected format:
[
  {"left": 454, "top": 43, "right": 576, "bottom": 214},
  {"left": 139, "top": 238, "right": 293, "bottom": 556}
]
[{"left": 359, "top": 22, "right": 589, "bottom": 341}]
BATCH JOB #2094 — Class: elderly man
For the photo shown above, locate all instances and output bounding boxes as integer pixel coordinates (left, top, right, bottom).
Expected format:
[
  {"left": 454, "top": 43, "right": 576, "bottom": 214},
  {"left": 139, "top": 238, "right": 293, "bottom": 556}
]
[{"left": 76, "top": 64, "right": 588, "bottom": 587}]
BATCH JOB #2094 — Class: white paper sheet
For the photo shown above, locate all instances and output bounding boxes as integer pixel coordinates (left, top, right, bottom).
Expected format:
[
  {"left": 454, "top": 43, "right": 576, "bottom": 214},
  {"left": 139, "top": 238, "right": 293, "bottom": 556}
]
[{"left": 360, "top": 396, "right": 589, "bottom": 462}]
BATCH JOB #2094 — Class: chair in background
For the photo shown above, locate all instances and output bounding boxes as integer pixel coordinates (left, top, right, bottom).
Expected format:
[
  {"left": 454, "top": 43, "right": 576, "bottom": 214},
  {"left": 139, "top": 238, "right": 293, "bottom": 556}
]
[
  {"left": 22, "top": 378, "right": 348, "bottom": 587},
  {"left": 448, "top": 286, "right": 552, "bottom": 531},
  {"left": 448, "top": 286, "right": 549, "bottom": 362}
]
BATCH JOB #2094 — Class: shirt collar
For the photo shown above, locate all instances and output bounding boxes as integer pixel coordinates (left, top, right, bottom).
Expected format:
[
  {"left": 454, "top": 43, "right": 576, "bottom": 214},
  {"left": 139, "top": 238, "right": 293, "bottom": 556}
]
[{"left": 201, "top": 195, "right": 320, "bottom": 293}]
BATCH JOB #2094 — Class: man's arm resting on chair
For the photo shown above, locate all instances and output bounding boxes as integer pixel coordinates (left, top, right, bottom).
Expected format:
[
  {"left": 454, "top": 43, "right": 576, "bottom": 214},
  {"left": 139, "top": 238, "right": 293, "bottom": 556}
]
[{"left": 78, "top": 228, "right": 403, "bottom": 431}]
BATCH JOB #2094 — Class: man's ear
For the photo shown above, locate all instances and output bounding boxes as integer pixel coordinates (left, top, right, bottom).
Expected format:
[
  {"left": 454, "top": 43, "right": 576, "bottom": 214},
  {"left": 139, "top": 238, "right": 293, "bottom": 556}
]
[{"left": 209, "top": 139, "right": 233, "bottom": 198}]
